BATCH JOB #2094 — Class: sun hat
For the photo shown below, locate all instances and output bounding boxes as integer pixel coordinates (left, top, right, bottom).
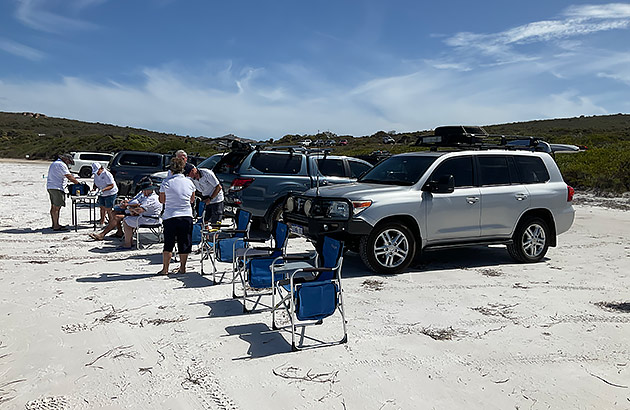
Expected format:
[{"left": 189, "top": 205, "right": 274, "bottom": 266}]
[
  {"left": 139, "top": 179, "right": 154, "bottom": 191},
  {"left": 91, "top": 162, "right": 102, "bottom": 175},
  {"left": 60, "top": 153, "right": 75, "bottom": 165}
]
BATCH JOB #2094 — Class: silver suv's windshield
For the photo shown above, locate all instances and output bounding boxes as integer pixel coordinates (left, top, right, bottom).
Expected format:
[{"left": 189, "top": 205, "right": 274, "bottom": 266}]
[{"left": 358, "top": 155, "right": 439, "bottom": 186}]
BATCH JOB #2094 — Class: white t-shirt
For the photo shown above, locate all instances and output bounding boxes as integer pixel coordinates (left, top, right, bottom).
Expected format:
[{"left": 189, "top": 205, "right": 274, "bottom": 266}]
[
  {"left": 160, "top": 174, "right": 195, "bottom": 220},
  {"left": 46, "top": 160, "right": 70, "bottom": 190},
  {"left": 193, "top": 169, "right": 224, "bottom": 204},
  {"left": 93, "top": 169, "right": 118, "bottom": 197},
  {"left": 130, "top": 192, "right": 162, "bottom": 217}
]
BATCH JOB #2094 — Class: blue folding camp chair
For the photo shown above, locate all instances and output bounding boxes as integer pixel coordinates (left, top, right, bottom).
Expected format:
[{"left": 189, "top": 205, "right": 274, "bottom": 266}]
[
  {"left": 201, "top": 209, "right": 251, "bottom": 283},
  {"left": 231, "top": 221, "right": 290, "bottom": 312},
  {"left": 271, "top": 236, "right": 347, "bottom": 351}
]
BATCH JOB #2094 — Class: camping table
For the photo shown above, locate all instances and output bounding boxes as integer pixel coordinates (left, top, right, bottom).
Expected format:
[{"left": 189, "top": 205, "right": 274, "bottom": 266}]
[{"left": 71, "top": 195, "right": 98, "bottom": 232}]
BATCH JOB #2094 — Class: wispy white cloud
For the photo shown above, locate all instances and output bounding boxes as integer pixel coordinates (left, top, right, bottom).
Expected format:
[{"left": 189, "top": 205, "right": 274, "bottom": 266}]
[
  {"left": 15, "top": 0, "right": 99, "bottom": 33},
  {"left": 564, "top": 3, "right": 630, "bottom": 19},
  {"left": 0, "top": 60, "right": 616, "bottom": 139},
  {"left": 443, "top": 3, "right": 630, "bottom": 65},
  {"left": 0, "top": 37, "right": 45, "bottom": 60}
]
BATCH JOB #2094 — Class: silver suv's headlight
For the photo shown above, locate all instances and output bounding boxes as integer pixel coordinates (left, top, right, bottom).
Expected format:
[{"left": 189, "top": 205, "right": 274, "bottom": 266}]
[{"left": 328, "top": 201, "right": 350, "bottom": 218}]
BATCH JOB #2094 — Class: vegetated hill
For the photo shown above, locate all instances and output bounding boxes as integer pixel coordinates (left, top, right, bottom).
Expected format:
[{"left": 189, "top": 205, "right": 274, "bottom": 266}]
[
  {"left": 2, "top": 111, "right": 629, "bottom": 192},
  {"left": 0, "top": 112, "right": 229, "bottom": 159}
]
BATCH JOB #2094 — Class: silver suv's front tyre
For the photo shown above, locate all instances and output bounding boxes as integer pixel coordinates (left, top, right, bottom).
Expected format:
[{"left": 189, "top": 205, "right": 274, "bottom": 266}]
[
  {"left": 359, "top": 222, "right": 416, "bottom": 274},
  {"left": 507, "top": 217, "right": 550, "bottom": 263}
]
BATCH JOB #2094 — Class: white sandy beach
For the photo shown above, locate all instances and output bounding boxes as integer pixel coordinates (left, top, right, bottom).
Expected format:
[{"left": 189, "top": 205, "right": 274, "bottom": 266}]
[{"left": 0, "top": 159, "right": 629, "bottom": 409}]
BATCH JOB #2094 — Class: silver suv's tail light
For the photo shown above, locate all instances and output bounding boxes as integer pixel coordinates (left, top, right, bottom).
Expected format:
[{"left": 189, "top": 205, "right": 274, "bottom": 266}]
[{"left": 567, "top": 186, "right": 575, "bottom": 202}]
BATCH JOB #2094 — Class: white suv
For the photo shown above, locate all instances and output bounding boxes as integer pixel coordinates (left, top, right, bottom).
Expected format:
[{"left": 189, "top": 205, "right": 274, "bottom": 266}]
[
  {"left": 69, "top": 152, "right": 114, "bottom": 178},
  {"left": 285, "top": 144, "right": 575, "bottom": 274}
]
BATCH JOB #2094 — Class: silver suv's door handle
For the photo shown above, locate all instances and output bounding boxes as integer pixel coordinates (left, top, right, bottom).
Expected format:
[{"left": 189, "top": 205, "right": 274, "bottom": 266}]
[
  {"left": 466, "top": 196, "right": 479, "bottom": 204},
  {"left": 515, "top": 193, "right": 528, "bottom": 201}
]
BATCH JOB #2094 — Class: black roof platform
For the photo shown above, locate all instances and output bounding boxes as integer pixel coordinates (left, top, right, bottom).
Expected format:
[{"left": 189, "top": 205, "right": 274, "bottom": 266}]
[{"left": 415, "top": 125, "right": 552, "bottom": 154}]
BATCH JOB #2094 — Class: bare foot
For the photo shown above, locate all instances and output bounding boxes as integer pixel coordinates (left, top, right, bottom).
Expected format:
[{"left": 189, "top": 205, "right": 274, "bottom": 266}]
[{"left": 89, "top": 233, "right": 103, "bottom": 240}]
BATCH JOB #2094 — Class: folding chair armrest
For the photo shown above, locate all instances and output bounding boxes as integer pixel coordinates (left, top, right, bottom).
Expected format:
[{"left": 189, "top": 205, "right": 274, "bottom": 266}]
[
  {"left": 221, "top": 229, "right": 248, "bottom": 235},
  {"left": 283, "top": 252, "right": 315, "bottom": 261},
  {"left": 210, "top": 223, "right": 232, "bottom": 228},
  {"left": 242, "top": 238, "right": 268, "bottom": 244},
  {"left": 300, "top": 267, "right": 333, "bottom": 273}
]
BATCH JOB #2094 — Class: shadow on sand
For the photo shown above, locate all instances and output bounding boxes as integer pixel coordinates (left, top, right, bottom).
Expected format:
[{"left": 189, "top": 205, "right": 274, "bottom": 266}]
[
  {"left": 340, "top": 245, "right": 546, "bottom": 278},
  {"left": 224, "top": 322, "right": 291, "bottom": 359},
  {"left": 76, "top": 272, "right": 157, "bottom": 282}
]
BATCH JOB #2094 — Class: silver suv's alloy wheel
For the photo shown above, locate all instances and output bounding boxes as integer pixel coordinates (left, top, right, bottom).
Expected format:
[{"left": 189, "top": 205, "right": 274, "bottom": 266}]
[
  {"left": 507, "top": 216, "right": 550, "bottom": 263},
  {"left": 522, "top": 223, "right": 546, "bottom": 258},
  {"left": 360, "top": 222, "right": 416, "bottom": 274},
  {"left": 374, "top": 228, "right": 409, "bottom": 268}
]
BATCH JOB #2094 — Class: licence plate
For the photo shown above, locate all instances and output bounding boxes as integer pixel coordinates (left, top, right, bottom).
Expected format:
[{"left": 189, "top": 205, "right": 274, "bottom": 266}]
[{"left": 289, "top": 223, "right": 304, "bottom": 235}]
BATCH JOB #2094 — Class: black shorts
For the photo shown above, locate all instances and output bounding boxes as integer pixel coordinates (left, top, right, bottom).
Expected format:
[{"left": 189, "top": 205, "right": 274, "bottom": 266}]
[
  {"left": 163, "top": 216, "right": 193, "bottom": 254},
  {"left": 203, "top": 202, "right": 224, "bottom": 224}
]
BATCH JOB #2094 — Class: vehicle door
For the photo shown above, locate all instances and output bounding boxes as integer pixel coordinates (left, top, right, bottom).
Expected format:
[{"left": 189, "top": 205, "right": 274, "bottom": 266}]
[
  {"left": 424, "top": 156, "right": 481, "bottom": 243},
  {"left": 477, "top": 155, "right": 530, "bottom": 238},
  {"left": 238, "top": 152, "right": 310, "bottom": 217},
  {"left": 313, "top": 157, "right": 351, "bottom": 186},
  {"left": 348, "top": 158, "right": 372, "bottom": 179}
]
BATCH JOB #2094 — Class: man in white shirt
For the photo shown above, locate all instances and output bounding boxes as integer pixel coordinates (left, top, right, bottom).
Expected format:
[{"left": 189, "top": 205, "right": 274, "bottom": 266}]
[
  {"left": 184, "top": 164, "right": 224, "bottom": 224},
  {"left": 47, "top": 153, "right": 80, "bottom": 231}
]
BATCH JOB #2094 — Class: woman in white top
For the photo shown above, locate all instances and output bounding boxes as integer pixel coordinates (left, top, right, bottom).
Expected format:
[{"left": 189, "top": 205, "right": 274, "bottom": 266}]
[
  {"left": 91, "top": 162, "right": 119, "bottom": 226},
  {"left": 158, "top": 157, "right": 196, "bottom": 275}
]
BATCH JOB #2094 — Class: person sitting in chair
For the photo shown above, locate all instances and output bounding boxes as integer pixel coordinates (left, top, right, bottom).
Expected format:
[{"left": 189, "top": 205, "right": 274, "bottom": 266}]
[
  {"left": 119, "top": 181, "right": 162, "bottom": 249},
  {"left": 89, "top": 179, "right": 157, "bottom": 241}
]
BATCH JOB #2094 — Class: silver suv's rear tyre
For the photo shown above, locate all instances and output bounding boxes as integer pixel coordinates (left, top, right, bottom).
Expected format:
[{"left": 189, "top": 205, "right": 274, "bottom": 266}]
[
  {"left": 359, "top": 222, "right": 416, "bottom": 274},
  {"left": 507, "top": 217, "right": 550, "bottom": 263}
]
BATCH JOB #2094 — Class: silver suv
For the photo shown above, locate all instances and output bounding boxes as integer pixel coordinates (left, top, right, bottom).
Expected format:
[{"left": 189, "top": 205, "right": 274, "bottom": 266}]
[{"left": 284, "top": 147, "right": 575, "bottom": 274}]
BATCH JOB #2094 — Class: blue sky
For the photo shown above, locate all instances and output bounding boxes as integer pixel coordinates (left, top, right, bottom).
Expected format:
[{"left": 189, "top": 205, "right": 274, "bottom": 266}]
[{"left": 1, "top": 1, "right": 629, "bottom": 139}]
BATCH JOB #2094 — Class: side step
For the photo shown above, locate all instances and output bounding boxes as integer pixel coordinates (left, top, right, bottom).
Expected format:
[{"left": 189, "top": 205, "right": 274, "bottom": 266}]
[{"left": 424, "top": 239, "right": 512, "bottom": 251}]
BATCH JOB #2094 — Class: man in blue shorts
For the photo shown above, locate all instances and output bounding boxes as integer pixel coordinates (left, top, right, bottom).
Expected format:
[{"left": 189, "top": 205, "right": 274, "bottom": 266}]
[{"left": 91, "top": 162, "right": 119, "bottom": 227}]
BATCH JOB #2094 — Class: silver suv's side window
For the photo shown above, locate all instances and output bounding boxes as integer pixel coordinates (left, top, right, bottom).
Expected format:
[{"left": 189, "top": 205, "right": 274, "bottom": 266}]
[
  {"left": 514, "top": 156, "right": 550, "bottom": 184},
  {"left": 430, "top": 156, "right": 474, "bottom": 188},
  {"left": 478, "top": 156, "right": 512, "bottom": 186}
]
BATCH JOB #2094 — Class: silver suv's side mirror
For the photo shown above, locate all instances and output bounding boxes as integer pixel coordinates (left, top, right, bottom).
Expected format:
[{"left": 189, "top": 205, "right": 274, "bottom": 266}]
[{"left": 423, "top": 174, "right": 455, "bottom": 194}]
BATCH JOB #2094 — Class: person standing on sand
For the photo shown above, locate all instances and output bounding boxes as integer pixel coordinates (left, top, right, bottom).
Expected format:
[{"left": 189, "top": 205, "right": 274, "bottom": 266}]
[
  {"left": 91, "top": 162, "right": 118, "bottom": 227},
  {"left": 164, "top": 149, "right": 188, "bottom": 179},
  {"left": 185, "top": 164, "right": 224, "bottom": 224},
  {"left": 47, "top": 153, "right": 80, "bottom": 231},
  {"left": 158, "top": 157, "right": 195, "bottom": 275}
]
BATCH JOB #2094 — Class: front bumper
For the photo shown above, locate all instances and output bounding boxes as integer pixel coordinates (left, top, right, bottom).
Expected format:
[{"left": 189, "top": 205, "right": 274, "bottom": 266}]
[{"left": 284, "top": 212, "right": 373, "bottom": 240}]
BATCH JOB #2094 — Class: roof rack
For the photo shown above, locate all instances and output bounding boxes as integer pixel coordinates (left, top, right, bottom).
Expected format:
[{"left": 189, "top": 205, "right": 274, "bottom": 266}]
[
  {"left": 262, "top": 145, "right": 334, "bottom": 157},
  {"left": 415, "top": 126, "right": 553, "bottom": 154}
]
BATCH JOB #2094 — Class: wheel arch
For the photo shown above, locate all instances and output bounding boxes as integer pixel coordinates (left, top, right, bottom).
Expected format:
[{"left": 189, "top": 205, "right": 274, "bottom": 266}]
[
  {"left": 516, "top": 208, "right": 557, "bottom": 247},
  {"left": 374, "top": 214, "right": 423, "bottom": 247}
]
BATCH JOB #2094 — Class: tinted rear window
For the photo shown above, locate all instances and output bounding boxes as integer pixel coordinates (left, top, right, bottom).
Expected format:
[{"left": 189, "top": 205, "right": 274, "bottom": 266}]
[
  {"left": 251, "top": 153, "right": 302, "bottom": 174},
  {"left": 316, "top": 159, "right": 345, "bottom": 177},
  {"left": 349, "top": 160, "right": 371, "bottom": 178},
  {"left": 514, "top": 156, "right": 550, "bottom": 184},
  {"left": 119, "top": 153, "right": 162, "bottom": 167},
  {"left": 80, "top": 153, "right": 112, "bottom": 161}
]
